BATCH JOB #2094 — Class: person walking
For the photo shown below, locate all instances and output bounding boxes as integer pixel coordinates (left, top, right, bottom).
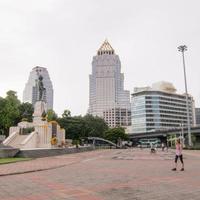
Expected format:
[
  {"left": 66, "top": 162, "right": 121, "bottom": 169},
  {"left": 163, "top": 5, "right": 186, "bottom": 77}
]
[
  {"left": 172, "top": 138, "right": 184, "bottom": 171},
  {"left": 150, "top": 142, "right": 156, "bottom": 153},
  {"left": 161, "top": 142, "right": 165, "bottom": 151},
  {"left": 166, "top": 142, "right": 169, "bottom": 152}
]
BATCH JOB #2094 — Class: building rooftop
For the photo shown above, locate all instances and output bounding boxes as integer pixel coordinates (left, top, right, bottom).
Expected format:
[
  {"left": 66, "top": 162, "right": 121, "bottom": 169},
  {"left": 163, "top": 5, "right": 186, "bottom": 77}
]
[
  {"left": 133, "top": 81, "right": 177, "bottom": 94},
  {"left": 152, "top": 81, "right": 176, "bottom": 93},
  {"left": 32, "top": 66, "right": 47, "bottom": 71},
  {"left": 97, "top": 39, "right": 115, "bottom": 55}
]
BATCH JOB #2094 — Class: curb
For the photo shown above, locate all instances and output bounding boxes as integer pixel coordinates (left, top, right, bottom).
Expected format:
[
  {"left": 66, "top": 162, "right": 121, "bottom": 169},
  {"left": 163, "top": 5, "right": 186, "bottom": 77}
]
[
  {"left": 0, "top": 164, "right": 67, "bottom": 177},
  {"left": 0, "top": 160, "right": 81, "bottom": 177}
]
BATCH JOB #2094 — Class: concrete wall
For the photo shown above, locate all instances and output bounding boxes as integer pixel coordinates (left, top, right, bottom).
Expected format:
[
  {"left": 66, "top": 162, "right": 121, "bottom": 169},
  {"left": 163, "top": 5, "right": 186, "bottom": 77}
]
[
  {"left": 0, "top": 148, "right": 19, "bottom": 158},
  {"left": 16, "top": 146, "right": 94, "bottom": 158}
]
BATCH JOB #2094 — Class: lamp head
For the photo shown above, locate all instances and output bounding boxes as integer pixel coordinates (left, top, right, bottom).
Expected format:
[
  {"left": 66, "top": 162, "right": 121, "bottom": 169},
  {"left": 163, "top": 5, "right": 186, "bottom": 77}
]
[{"left": 178, "top": 45, "right": 187, "bottom": 52}]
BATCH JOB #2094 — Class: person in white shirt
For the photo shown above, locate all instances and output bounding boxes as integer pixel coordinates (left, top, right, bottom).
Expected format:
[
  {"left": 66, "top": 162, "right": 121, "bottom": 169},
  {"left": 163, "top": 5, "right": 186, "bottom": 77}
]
[{"left": 172, "top": 138, "right": 184, "bottom": 171}]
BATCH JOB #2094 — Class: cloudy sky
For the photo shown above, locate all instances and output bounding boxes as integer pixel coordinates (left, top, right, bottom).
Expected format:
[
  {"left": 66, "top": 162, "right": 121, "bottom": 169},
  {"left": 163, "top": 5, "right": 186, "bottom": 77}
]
[{"left": 0, "top": 0, "right": 200, "bottom": 116}]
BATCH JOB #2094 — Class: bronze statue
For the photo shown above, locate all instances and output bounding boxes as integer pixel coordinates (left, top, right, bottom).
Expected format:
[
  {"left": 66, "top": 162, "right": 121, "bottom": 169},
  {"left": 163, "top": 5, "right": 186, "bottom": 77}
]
[{"left": 38, "top": 75, "right": 46, "bottom": 101}]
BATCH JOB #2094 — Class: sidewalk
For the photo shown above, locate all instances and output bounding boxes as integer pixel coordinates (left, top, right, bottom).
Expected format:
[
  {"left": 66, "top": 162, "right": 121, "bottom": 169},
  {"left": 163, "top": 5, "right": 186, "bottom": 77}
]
[
  {"left": 0, "top": 150, "right": 107, "bottom": 176},
  {"left": 0, "top": 148, "right": 196, "bottom": 177},
  {"left": 0, "top": 149, "right": 199, "bottom": 200}
]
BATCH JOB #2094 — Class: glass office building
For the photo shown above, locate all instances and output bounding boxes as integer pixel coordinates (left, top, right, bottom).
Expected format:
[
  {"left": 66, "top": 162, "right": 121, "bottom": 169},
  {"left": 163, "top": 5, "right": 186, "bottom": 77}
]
[{"left": 131, "top": 82, "right": 196, "bottom": 133}]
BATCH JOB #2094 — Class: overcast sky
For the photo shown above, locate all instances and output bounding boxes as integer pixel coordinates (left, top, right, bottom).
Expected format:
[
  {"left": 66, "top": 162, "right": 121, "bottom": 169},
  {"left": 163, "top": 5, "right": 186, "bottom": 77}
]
[{"left": 0, "top": 0, "right": 200, "bottom": 116}]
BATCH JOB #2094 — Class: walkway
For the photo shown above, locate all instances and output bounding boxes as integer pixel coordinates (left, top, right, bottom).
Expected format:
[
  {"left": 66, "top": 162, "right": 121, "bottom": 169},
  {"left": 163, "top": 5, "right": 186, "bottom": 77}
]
[{"left": 0, "top": 149, "right": 199, "bottom": 200}]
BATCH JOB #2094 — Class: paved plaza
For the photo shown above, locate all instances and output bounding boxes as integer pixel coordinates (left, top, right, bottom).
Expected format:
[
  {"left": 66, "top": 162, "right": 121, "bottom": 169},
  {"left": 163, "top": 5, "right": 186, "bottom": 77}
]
[{"left": 0, "top": 148, "right": 200, "bottom": 200}]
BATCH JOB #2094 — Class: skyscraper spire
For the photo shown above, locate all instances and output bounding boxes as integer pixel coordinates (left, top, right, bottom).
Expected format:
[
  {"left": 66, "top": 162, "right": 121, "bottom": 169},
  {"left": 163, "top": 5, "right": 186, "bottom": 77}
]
[{"left": 97, "top": 39, "right": 115, "bottom": 55}]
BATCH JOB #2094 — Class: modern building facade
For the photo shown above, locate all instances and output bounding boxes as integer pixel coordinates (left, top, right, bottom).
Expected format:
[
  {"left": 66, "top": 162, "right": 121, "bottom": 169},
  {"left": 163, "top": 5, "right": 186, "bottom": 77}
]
[
  {"left": 23, "top": 66, "right": 53, "bottom": 110},
  {"left": 131, "top": 82, "right": 196, "bottom": 133},
  {"left": 89, "top": 40, "right": 131, "bottom": 127},
  {"left": 195, "top": 108, "right": 200, "bottom": 125}
]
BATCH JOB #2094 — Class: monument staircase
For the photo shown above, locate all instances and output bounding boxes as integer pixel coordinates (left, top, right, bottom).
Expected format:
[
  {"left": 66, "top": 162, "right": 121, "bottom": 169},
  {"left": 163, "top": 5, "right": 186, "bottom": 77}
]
[
  {"left": 8, "top": 135, "right": 28, "bottom": 148},
  {"left": 3, "top": 132, "right": 30, "bottom": 149}
]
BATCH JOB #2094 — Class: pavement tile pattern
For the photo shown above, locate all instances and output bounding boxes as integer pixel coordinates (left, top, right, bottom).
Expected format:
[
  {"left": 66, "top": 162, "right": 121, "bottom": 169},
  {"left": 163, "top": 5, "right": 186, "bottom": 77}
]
[{"left": 0, "top": 149, "right": 200, "bottom": 200}]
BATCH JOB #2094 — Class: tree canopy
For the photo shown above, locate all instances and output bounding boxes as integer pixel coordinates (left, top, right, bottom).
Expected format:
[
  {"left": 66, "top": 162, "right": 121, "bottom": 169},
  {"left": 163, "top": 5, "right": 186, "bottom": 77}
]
[
  {"left": 19, "top": 102, "right": 34, "bottom": 122},
  {"left": 62, "top": 109, "right": 71, "bottom": 118},
  {"left": 57, "top": 113, "right": 108, "bottom": 141},
  {"left": 104, "top": 127, "right": 128, "bottom": 144},
  {"left": 0, "top": 91, "right": 34, "bottom": 136}
]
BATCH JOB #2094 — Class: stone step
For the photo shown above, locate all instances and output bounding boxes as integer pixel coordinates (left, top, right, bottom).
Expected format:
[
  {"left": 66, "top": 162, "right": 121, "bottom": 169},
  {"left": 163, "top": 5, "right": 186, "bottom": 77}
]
[{"left": 9, "top": 135, "right": 28, "bottom": 148}]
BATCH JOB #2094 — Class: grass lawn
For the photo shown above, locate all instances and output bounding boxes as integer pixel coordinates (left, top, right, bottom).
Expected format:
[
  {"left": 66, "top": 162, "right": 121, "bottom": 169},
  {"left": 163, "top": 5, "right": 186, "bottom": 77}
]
[{"left": 0, "top": 158, "right": 32, "bottom": 165}]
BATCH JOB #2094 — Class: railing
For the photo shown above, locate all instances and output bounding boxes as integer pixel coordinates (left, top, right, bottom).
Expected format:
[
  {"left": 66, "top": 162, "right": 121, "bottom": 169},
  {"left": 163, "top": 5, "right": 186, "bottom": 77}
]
[
  {"left": 3, "top": 132, "right": 19, "bottom": 146},
  {"left": 20, "top": 131, "right": 37, "bottom": 149},
  {"left": 87, "top": 137, "right": 117, "bottom": 147}
]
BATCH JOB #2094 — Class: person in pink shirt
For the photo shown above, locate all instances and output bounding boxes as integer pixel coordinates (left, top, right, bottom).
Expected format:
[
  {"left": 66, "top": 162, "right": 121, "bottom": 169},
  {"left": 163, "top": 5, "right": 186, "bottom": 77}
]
[{"left": 172, "top": 138, "right": 184, "bottom": 171}]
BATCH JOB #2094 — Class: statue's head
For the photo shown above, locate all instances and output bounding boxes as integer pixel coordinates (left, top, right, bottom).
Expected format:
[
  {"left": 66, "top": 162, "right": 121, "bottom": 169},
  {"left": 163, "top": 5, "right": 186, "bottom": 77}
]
[{"left": 38, "top": 75, "right": 43, "bottom": 81}]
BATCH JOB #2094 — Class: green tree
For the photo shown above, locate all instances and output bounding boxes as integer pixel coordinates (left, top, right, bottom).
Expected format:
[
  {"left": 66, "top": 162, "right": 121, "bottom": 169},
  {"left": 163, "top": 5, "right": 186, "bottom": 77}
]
[
  {"left": 18, "top": 102, "right": 34, "bottom": 122},
  {"left": 0, "top": 91, "right": 21, "bottom": 136},
  {"left": 104, "top": 127, "right": 128, "bottom": 144},
  {"left": 57, "top": 116, "right": 84, "bottom": 140},
  {"left": 57, "top": 112, "right": 108, "bottom": 141},
  {"left": 62, "top": 109, "right": 71, "bottom": 118},
  {"left": 0, "top": 97, "right": 7, "bottom": 135},
  {"left": 83, "top": 114, "right": 108, "bottom": 138}
]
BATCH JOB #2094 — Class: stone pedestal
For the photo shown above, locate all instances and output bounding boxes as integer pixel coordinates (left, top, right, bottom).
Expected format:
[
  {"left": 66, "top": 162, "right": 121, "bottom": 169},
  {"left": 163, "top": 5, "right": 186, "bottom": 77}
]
[{"left": 33, "top": 101, "right": 47, "bottom": 124}]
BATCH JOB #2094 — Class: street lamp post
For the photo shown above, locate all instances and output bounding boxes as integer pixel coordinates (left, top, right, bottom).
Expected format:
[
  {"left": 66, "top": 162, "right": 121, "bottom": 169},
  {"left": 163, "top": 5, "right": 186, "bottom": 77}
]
[
  {"left": 179, "top": 122, "right": 185, "bottom": 147},
  {"left": 178, "top": 45, "right": 192, "bottom": 146}
]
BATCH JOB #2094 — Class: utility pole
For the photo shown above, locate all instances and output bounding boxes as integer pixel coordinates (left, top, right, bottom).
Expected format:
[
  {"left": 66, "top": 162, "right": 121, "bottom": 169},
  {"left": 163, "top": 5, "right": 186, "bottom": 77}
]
[{"left": 178, "top": 45, "right": 192, "bottom": 146}]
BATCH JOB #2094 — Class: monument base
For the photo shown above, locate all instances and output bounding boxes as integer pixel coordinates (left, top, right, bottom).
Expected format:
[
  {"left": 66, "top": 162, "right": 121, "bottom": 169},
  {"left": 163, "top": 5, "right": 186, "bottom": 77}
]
[
  {"left": 33, "top": 101, "right": 47, "bottom": 123},
  {"left": 0, "top": 144, "right": 19, "bottom": 158},
  {"left": 3, "top": 101, "right": 65, "bottom": 150}
]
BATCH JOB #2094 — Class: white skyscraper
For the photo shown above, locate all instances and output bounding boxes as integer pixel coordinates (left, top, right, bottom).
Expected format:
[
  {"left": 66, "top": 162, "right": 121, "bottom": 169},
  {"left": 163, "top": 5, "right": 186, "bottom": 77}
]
[
  {"left": 89, "top": 40, "right": 131, "bottom": 127},
  {"left": 23, "top": 66, "right": 53, "bottom": 110}
]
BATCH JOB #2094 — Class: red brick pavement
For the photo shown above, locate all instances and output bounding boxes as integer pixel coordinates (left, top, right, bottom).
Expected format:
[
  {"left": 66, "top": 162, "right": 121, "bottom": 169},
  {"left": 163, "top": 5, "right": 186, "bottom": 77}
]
[
  {"left": 0, "top": 149, "right": 200, "bottom": 200},
  {"left": 0, "top": 150, "right": 107, "bottom": 176}
]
